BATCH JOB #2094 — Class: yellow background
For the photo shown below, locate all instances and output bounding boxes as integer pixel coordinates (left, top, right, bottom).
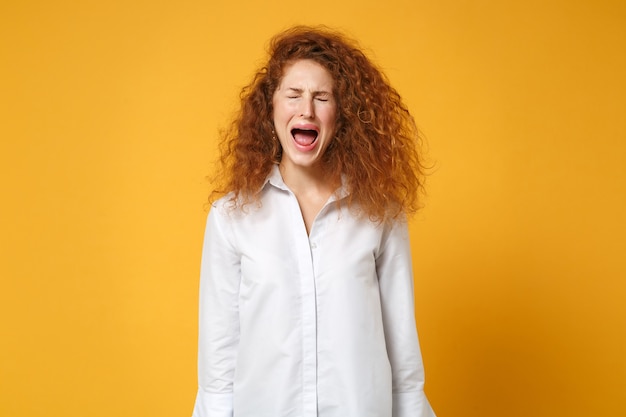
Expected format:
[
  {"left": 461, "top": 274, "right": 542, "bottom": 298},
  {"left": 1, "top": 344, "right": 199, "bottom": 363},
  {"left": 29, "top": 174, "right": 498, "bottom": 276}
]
[{"left": 2, "top": 0, "right": 625, "bottom": 416}]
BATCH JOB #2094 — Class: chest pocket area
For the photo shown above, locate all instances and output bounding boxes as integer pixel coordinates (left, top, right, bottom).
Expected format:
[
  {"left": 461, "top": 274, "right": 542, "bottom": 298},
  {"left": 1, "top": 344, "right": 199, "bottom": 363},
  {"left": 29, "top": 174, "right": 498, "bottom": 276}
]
[{"left": 239, "top": 246, "right": 300, "bottom": 302}]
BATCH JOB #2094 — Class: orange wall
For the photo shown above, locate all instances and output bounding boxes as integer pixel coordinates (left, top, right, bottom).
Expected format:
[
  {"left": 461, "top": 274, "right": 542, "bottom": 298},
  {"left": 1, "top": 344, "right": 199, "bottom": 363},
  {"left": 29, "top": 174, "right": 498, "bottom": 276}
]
[{"left": 1, "top": 1, "right": 625, "bottom": 416}]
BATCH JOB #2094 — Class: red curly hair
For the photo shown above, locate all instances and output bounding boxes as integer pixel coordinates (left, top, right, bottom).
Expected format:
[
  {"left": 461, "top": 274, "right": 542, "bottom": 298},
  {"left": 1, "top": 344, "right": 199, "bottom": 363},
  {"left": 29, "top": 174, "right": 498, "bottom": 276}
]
[{"left": 211, "top": 26, "right": 426, "bottom": 222}]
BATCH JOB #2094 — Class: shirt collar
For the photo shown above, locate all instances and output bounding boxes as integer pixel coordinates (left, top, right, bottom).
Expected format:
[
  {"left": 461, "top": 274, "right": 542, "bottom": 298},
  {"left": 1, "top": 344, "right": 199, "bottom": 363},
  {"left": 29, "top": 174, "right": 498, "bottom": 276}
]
[{"left": 265, "top": 164, "right": 289, "bottom": 191}]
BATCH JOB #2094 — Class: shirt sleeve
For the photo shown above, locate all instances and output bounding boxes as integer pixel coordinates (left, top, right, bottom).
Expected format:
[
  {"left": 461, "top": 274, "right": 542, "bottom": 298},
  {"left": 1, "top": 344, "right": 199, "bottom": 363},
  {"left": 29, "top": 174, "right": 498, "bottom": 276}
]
[
  {"left": 192, "top": 205, "right": 241, "bottom": 417},
  {"left": 376, "top": 220, "right": 436, "bottom": 417}
]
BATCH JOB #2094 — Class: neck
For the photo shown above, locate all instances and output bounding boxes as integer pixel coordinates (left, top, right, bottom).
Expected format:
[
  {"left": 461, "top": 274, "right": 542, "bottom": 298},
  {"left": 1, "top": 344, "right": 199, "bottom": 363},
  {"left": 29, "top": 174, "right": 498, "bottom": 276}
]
[{"left": 279, "top": 161, "right": 337, "bottom": 196}]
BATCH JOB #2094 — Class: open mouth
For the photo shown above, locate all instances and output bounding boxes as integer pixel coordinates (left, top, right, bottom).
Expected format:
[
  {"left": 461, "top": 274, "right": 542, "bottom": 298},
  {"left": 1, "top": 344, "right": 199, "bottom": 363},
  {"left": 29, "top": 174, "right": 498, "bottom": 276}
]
[{"left": 291, "top": 128, "right": 318, "bottom": 147}]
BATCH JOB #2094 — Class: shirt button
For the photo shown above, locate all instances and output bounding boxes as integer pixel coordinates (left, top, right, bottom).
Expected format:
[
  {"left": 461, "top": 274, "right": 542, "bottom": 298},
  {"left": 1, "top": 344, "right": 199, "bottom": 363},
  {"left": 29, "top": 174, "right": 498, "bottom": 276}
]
[{"left": 310, "top": 242, "right": 317, "bottom": 249}]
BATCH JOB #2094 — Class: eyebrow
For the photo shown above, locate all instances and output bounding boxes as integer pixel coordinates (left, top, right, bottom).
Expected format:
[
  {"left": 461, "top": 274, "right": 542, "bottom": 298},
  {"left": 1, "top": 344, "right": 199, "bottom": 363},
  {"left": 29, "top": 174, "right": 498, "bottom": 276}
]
[{"left": 286, "top": 87, "right": 332, "bottom": 95}]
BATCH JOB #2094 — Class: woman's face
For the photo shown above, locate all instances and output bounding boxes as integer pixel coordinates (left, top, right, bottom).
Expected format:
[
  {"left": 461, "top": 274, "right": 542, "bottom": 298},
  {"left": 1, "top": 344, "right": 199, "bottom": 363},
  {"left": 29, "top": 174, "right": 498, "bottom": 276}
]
[{"left": 272, "top": 59, "right": 337, "bottom": 172}]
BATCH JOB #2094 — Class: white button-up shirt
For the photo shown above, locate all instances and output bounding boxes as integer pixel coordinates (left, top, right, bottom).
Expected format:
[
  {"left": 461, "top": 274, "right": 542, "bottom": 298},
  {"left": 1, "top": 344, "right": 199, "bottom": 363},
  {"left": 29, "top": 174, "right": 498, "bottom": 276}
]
[{"left": 192, "top": 166, "right": 435, "bottom": 417}]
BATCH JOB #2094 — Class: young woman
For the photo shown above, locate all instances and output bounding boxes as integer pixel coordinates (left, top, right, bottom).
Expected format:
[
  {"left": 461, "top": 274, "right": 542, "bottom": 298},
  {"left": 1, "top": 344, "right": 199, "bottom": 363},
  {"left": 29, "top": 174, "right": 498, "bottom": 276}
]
[{"left": 192, "top": 26, "right": 436, "bottom": 417}]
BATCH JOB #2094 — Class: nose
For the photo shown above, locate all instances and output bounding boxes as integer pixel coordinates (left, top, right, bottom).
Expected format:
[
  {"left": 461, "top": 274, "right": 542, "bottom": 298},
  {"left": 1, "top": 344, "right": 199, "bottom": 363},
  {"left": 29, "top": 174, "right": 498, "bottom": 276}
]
[{"left": 300, "top": 98, "right": 314, "bottom": 118}]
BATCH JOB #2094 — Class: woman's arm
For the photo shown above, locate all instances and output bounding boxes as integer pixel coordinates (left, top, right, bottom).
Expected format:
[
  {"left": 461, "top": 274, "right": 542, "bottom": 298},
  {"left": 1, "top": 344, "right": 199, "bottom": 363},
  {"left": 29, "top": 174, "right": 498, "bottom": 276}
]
[
  {"left": 376, "top": 220, "right": 436, "bottom": 417},
  {"left": 192, "top": 206, "right": 241, "bottom": 417}
]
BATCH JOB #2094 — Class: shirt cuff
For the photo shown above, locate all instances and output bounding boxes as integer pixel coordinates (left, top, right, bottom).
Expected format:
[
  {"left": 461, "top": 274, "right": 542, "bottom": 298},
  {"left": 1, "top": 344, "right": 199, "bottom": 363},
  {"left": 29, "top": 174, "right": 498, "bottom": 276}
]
[
  {"left": 191, "top": 389, "right": 233, "bottom": 417},
  {"left": 393, "top": 391, "right": 436, "bottom": 417}
]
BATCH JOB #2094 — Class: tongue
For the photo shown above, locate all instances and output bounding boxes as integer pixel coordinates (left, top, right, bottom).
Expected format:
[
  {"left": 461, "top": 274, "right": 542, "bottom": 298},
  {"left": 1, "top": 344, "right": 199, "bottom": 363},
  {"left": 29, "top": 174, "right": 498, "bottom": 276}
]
[{"left": 293, "top": 130, "right": 317, "bottom": 146}]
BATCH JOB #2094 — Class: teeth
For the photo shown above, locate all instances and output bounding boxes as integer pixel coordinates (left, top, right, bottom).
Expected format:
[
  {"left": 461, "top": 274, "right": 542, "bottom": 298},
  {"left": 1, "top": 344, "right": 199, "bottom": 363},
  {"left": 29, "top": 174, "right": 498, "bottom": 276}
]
[{"left": 291, "top": 128, "right": 318, "bottom": 137}]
